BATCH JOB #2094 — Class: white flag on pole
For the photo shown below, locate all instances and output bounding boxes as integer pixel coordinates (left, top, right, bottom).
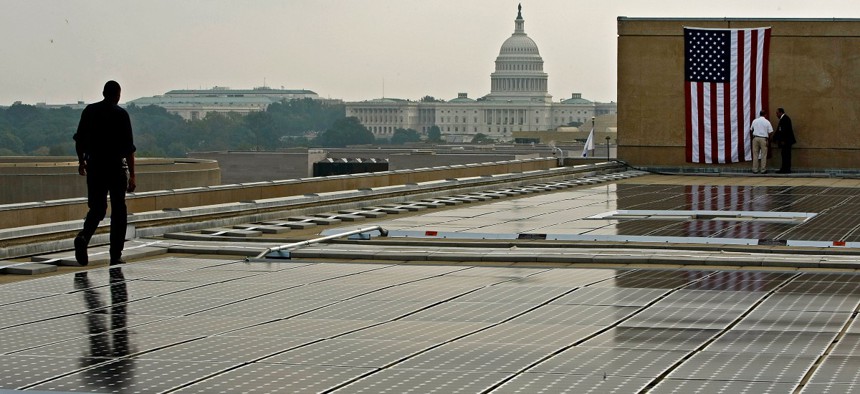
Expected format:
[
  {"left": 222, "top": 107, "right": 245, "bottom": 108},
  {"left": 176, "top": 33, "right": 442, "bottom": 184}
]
[{"left": 581, "top": 126, "right": 595, "bottom": 157}]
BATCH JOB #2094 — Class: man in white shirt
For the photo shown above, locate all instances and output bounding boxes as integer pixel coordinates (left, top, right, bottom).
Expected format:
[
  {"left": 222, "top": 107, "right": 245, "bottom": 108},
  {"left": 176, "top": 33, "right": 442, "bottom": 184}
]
[{"left": 749, "top": 110, "right": 774, "bottom": 174}]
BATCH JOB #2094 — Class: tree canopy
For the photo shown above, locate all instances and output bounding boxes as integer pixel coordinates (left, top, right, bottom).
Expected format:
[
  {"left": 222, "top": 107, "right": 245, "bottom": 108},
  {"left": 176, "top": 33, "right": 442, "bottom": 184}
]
[
  {"left": 314, "top": 117, "right": 375, "bottom": 147},
  {"left": 427, "top": 125, "right": 442, "bottom": 143},
  {"left": 0, "top": 98, "right": 346, "bottom": 157},
  {"left": 471, "top": 133, "right": 493, "bottom": 144},
  {"left": 0, "top": 103, "right": 78, "bottom": 156},
  {"left": 419, "top": 95, "right": 445, "bottom": 103},
  {"left": 389, "top": 128, "right": 421, "bottom": 145}
]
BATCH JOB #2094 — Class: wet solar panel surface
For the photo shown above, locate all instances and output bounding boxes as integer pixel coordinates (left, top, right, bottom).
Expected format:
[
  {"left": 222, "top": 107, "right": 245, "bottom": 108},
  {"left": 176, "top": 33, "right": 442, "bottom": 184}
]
[
  {"left": 324, "top": 183, "right": 860, "bottom": 243},
  {"left": 2, "top": 256, "right": 859, "bottom": 393}
]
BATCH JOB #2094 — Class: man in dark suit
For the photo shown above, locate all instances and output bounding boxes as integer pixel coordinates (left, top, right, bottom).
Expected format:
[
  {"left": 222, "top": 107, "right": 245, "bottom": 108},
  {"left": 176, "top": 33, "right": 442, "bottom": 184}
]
[
  {"left": 73, "top": 81, "right": 137, "bottom": 266},
  {"left": 774, "top": 107, "right": 797, "bottom": 174}
]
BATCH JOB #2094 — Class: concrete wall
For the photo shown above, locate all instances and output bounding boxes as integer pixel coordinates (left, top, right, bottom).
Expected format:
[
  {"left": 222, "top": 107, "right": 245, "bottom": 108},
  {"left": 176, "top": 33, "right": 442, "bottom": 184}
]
[
  {"left": 0, "top": 158, "right": 559, "bottom": 228},
  {"left": 325, "top": 149, "right": 530, "bottom": 168},
  {"left": 0, "top": 157, "right": 221, "bottom": 204},
  {"left": 191, "top": 147, "right": 555, "bottom": 183},
  {"left": 189, "top": 151, "right": 323, "bottom": 184},
  {"left": 617, "top": 18, "right": 860, "bottom": 169},
  {"left": 386, "top": 153, "right": 540, "bottom": 170}
]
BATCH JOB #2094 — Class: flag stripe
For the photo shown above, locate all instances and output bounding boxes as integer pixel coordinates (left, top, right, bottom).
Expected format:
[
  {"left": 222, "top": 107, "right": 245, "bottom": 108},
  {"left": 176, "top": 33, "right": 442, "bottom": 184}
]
[
  {"left": 697, "top": 83, "right": 705, "bottom": 162},
  {"left": 724, "top": 80, "right": 733, "bottom": 161},
  {"left": 761, "top": 29, "right": 771, "bottom": 118},
  {"left": 735, "top": 30, "right": 747, "bottom": 161},
  {"left": 685, "top": 27, "right": 770, "bottom": 164},
  {"left": 710, "top": 83, "right": 718, "bottom": 163},
  {"left": 685, "top": 82, "right": 693, "bottom": 162},
  {"left": 750, "top": 31, "right": 759, "bottom": 124}
]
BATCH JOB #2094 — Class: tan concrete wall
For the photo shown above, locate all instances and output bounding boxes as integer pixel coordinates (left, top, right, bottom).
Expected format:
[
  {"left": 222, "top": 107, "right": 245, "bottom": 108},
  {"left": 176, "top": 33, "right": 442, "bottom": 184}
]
[
  {"left": 617, "top": 18, "right": 860, "bottom": 169},
  {"left": 190, "top": 149, "right": 555, "bottom": 183},
  {"left": 0, "top": 157, "right": 221, "bottom": 204},
  {"left": 189, "top": 151, "right": 312, "bottom": 184},
  {"left": 511, "top": 130, "right": 617, "bottom": 145},
  {"left": 387, "top": 153, "right": 527, "bottom": 170},
  {"left": 0, "top": 158, "right": 558, "bottom": 228},
  {"left": 512, "top": 114, "right": 618, "bottom": 144}
]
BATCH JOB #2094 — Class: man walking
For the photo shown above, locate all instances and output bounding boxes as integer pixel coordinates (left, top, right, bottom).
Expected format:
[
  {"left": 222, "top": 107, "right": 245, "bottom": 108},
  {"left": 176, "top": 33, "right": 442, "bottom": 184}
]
[
  {"left": 749, "top": 110, "right": 773, "bottom": 174},
  {"left": 73, "top": 81, "right": 137, "bottom": 266},
  {"left": 774, "top": 107, "right": 797, "bottom": 174}
]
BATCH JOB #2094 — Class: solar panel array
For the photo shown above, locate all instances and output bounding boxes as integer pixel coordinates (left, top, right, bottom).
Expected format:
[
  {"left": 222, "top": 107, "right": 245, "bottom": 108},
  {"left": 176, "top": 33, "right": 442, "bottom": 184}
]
[
  {"left": 304, "top": 183, "right": 860, "bottom": 245},
  {"left": 1, "top": 257, "right": 858, "bottom": 393}
]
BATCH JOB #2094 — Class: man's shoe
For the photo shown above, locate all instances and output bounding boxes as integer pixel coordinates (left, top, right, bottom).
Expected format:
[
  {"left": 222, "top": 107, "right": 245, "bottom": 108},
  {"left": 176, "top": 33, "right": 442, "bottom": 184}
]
[
  {"left": 110, "top": 259, "right": 126, "bottom": 266},
  {"left": 752, "top": 170, "right": 759, "bottom": 174},
  {"left": 761, "top": 169, "right": 767, "bottom": 174},
  {"left": 74, "top": 236, "right": 88, "bottom": 266}
]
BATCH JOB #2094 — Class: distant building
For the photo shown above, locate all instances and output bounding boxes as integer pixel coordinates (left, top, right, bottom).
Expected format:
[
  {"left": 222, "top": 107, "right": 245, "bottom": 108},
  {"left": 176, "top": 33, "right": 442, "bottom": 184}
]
[
  {"left": 128, "top": 86, "right": 324, "bottom": 120},
  {"left": 345, "top": 5, "right": 616, "bottom": 142},
  {"left": 0, "top": 101, "right": 88, "bottom": 110},
  {"left": 33, "top": 101, "right": 88, "bottom": 110},
  {"left": 513, "top": 113, "right": 618, "bottom": 145}
]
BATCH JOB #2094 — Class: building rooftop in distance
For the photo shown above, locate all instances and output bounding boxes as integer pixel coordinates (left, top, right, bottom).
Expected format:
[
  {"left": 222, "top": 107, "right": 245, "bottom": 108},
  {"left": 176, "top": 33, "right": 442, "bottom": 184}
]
[
  {"left": 2, "top": 168, "right": 860, "bottom": 392},
  {"left": 126, "top": 86, "right": 324, "bottom": 120},
  {"left": 162, "top": 86, "right": 318, "bottom": 97}
]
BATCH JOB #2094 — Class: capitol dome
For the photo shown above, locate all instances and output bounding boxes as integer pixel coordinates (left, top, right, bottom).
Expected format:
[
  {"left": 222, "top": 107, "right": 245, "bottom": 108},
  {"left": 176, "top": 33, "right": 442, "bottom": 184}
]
[
  {"left": 486, "top": 4, "right": 551, "bottom": 103},
  {"left": 498, "top": 32, "right": 540, "bottom": 55}
]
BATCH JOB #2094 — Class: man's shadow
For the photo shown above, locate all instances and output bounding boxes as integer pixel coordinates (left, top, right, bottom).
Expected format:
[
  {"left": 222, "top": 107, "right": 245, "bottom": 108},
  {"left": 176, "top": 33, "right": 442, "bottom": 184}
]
[{"left": 74, "top": 267, "right": 133, "bottom": 385}]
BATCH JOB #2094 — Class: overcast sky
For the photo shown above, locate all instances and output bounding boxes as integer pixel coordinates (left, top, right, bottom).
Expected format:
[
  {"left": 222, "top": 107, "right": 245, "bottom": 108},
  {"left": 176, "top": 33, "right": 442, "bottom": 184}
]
[{"left": 1, "top": 0, "right": 854, "bottom": 105}]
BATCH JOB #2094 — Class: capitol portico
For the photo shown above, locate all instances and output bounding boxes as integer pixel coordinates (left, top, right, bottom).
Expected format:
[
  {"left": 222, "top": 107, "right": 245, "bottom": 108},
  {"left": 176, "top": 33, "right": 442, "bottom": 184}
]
[{"left": 346, "top": 5, "right": 616, "bottom": 142}]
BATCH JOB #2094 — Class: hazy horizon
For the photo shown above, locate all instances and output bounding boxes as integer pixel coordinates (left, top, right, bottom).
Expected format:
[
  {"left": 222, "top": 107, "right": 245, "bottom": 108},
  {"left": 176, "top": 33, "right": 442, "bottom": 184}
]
[{"left": 2, "top": 0, "right": 856, "bottom": 106}]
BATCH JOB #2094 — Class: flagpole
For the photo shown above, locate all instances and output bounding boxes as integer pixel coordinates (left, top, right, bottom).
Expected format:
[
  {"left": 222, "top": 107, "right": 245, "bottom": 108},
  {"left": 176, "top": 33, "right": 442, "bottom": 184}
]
[{"left": 606, "top": 135, "right": 611, "bottom": 159}]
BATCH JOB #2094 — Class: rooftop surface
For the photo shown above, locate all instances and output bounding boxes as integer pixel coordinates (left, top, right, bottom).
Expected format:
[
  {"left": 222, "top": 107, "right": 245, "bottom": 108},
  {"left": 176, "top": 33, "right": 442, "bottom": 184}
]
[{"left": 3, "top": 173, "right": 860, "bottom": 393}]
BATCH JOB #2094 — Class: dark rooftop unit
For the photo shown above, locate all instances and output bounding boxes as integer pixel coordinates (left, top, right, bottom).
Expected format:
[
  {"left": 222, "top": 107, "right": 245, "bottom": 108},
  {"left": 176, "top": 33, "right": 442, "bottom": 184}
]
[{"left": 313, "top": 157, "right": 389, "bottom": 177}]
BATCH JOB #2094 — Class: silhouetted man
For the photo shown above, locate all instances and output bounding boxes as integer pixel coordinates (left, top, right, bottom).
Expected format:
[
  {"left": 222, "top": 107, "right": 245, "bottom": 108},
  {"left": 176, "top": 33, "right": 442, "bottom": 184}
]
[
  {"left": 73, "top": 80, "right": 136, "bottom": 266},
  {"left": 774, "top": 107, "right": 797, "bottom": 174}
]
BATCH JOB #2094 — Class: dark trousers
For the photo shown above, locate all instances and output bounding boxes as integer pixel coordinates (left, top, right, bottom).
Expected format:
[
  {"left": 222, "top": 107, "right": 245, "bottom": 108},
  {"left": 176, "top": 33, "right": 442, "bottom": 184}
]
[
  {"left": 780, "top": 144, "right": 793, "bottom": 172},
  {"left": 78, "top": 168, "right": 128, "bottom": 260}
]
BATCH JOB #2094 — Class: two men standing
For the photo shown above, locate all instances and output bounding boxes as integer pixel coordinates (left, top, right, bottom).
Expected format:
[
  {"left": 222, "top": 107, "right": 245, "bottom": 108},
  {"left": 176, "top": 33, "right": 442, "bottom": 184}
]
[
  {"left": 749, "top": 108, "right": 796, "bottom": 174},
  {"left": 73, "top": 81, "right": 136, "bottom": 266}
]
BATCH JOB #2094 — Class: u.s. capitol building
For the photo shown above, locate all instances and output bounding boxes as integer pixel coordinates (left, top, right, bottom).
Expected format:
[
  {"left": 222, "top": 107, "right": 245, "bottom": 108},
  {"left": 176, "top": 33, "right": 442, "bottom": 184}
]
[{"left": 346, "top": 5, "right": 616, "bottom": 143}]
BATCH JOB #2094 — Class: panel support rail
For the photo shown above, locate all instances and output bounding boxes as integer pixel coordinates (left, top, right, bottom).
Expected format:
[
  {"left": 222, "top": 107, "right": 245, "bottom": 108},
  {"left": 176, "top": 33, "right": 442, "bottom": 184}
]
[{"left": 248, "top": 226, "right": 388, "bottom": 260}]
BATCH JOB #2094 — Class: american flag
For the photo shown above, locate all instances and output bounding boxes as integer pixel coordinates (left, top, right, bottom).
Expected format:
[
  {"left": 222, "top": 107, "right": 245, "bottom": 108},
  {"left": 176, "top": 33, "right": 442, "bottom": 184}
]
[{"left": 684, "top": 27, "right": 771, "bottom": 164}]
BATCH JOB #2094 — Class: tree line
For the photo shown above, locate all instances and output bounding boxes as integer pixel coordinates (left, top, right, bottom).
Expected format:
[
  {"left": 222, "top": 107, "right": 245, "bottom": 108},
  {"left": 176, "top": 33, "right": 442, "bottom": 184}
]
[{"left": 0, "top": 99, "right": 441, "bottom": 158}]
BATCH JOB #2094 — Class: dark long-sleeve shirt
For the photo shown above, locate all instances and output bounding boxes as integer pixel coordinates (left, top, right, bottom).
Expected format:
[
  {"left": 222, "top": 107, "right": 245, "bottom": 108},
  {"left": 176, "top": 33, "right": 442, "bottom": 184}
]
[
  {"left": 73, "top": 100, "right": 136, "bottom": 169},
  {"left": 775, "top": 114, "right": 797, "bottom": 145}
]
